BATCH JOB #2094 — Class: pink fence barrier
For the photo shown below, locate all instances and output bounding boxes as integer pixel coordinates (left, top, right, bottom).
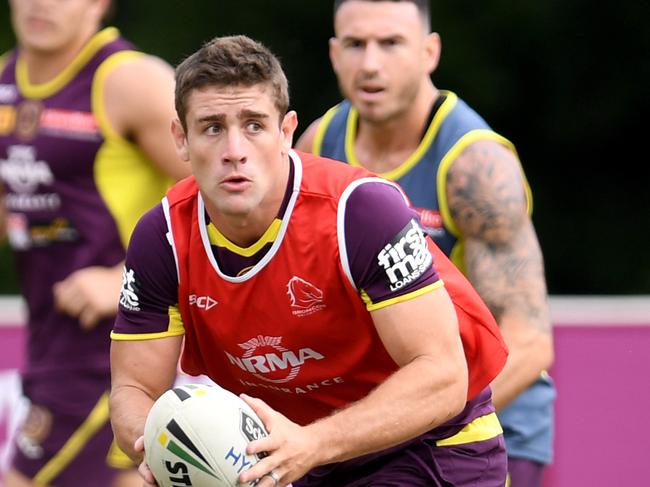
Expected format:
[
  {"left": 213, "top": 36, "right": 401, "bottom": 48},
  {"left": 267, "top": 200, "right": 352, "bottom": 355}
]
[{"left": 1, "top": 296, "right": 649, "bottom": 486}]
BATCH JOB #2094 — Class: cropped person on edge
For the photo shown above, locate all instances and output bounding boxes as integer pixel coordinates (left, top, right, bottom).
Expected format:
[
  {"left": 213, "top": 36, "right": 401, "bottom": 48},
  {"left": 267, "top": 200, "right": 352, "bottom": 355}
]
[
  {"left": 0, "top": 0, "right": 189, "bottom": 485},
  {"left": 296, "top": 1, "right": 555, "bottom": 486}
]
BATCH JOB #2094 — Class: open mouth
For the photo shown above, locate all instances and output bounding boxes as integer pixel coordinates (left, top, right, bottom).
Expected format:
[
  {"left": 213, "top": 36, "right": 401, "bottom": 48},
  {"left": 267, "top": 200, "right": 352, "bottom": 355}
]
[
  {"left": 357, "top": 85, "right": 386, "bottom": 101},
  {"left": 220, "top": 175, "right": 251, "bottom": 191}
]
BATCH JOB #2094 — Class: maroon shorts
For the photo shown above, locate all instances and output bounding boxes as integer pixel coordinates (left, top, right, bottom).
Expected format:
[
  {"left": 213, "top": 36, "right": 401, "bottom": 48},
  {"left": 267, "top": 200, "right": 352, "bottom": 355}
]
[
  {"left": 11, "top": 384, "right": 131, "bottom": 487},
  {"left": 295, "top": 433, "right": 507, "bottom": 486}
]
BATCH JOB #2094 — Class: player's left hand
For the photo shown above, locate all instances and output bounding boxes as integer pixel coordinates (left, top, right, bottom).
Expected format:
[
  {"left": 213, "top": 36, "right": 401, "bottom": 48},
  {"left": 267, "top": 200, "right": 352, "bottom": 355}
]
[
  {"left": 134, "top": 435, "right": 159, "bottom": 486},
  {"left": 239, "top": 394, "right": 319, "bottom": 487},
  {"left": 53, "top": 264, "right": 123, "bottom": 330}
]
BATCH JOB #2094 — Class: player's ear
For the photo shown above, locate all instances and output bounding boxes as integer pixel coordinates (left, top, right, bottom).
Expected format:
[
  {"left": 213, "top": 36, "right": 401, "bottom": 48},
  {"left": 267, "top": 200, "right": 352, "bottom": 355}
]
[
  {"left": 171, "top": 119, "right": 190, "bottom": 162},
  {"left": 424, "top": 32, "right": 441, "bottom": 74},
  {"left": 329, "top": 37, "right": 341, "bottom": 74},
  {"left": 281, "top": 110, "right": 298, "bottom": 154}
]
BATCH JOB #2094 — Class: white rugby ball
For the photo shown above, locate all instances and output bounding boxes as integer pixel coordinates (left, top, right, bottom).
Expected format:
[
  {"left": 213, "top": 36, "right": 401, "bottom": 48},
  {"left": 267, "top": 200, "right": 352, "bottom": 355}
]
[{"left": 144, "top": 383, "right": 268, "bottom": 487}]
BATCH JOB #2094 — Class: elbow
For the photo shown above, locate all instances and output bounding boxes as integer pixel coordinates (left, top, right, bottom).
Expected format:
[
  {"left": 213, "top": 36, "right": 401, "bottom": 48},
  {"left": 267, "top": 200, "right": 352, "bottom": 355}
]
[
  {"left": 444, "top": 362, "right": 470, "bottom": 420},
  {"left": 452, "top": 370, "right": 469, "bottom": 417},
  {"left": 449, "top": 389, "right": 468, "bottom": 419},
  {"left": 420, "top": 356, "right": 468, "bottom": 427}
]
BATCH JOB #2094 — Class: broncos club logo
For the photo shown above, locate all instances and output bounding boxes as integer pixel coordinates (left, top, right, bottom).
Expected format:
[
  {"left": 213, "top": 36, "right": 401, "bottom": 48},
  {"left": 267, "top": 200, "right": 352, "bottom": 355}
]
[{"left": 286, "top": 276, "right": 326, "bottom": 316}]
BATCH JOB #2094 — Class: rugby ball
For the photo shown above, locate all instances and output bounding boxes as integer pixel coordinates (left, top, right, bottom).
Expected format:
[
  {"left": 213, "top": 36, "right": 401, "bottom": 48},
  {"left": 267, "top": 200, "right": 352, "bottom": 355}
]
[{"left": 144, "top": 383, "right": 268, "bottom": 487}]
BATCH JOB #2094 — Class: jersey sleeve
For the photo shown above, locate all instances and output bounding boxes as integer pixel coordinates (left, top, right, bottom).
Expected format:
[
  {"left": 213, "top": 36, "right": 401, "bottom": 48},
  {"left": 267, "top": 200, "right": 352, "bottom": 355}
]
[
  {"left": 342, "top": 180, "right": 442, "bottom": 310},
  {"left": 111, "top": 203, "right": 183, "bottom": 340}
]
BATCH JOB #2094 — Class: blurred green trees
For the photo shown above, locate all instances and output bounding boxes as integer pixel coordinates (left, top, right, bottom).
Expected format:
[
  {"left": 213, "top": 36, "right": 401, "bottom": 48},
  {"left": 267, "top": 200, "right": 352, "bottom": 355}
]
[{"left": 0, "top": 1, "right": 648, "bottom": 294}]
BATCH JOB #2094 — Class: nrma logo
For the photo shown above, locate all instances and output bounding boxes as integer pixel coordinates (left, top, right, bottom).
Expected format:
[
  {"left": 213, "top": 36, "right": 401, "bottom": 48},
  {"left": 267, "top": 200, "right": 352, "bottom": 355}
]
[
  {"left": 226, "top": 335, "right": 324, "bottom": 384},
  {"left": 378, "top": 219, "right": 432, "bottom": 292}
]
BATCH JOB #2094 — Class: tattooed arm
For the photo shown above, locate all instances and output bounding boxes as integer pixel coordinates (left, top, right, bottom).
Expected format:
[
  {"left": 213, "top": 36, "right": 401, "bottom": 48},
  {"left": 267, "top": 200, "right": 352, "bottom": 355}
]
[{"left": 446, "top": 139, "right": 553, "bottom": 410}]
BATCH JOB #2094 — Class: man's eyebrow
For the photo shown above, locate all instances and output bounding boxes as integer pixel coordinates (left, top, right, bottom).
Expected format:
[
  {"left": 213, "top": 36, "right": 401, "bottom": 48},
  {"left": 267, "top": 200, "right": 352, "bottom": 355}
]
[
  {"left": 239, "top": 109, "right": 269, "bottom": 119},
  {"left": 197, "top": 114, "right": 225, "bottom": 124},
  {"left": 196, "top": 110, "right": 269, "bottom": 124},
  {"left": 341, "top": 33, "right": 405, "bottom": 43}
]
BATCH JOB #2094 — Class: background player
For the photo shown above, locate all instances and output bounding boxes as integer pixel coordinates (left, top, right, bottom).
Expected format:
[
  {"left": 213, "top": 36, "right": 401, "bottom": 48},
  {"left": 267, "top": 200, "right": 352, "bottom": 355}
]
[
  {"left": 296, "top": 1, "right": 555, "bottom": 485},
  {"left": 0, "top": 0, "right": 189, "bottom": 485}
]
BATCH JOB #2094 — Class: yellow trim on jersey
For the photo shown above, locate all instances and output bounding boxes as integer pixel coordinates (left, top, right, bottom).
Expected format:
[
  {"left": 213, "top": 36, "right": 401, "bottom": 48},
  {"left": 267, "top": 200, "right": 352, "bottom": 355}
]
[
  {"left": 91, "top": 50, "right": 174, "bottom": 248},
  {"left": 33, "top": 392, "right": 111, "bottom": 485},
  {"left": 93, "top": 142, "right": 174, "bottom": 249},
  {"left": 344, "top": 92, "right": 458, "bottom": 181},
  {"left": 92, "top": 50, "right": 144, "bottom": 140},
  {"left": 111, "top": 329, "right": 184, "bottom": 341},
  {"left": 435, "top": 412, "right": 503, "bottom": 447},
  {"left": 111, "top": 305, "right": 184, "bottom": 340},
  {"left": 364, "top": 280, "right": 444, "bottom": 312},
  {"left": 107, "top": 439, "right": 135, "bottom": 469},
  {"left": 449, "top": 240, "right": 467, "bottom": 272},
  {"left": 436, "top": 129, "right": 530, "bottom": 239},
  {"left": 207, "top": 219, "right": 282, "bottom": 257},
  {"left": 312, "top": 104, "right": 341, "bottom": 155},
  {"left": 16, "top": 27, "right": 120, "bottom": 99}
]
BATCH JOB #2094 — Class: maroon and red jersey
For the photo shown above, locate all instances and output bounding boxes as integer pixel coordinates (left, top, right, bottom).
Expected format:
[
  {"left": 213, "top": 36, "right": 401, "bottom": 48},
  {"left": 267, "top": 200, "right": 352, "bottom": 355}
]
[{"left": 114, "top": 151, "right": 506, "bottom": 428}]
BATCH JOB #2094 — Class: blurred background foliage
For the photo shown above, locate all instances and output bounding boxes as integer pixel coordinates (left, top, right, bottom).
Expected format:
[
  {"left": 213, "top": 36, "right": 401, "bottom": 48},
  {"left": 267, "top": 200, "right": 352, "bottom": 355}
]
[{"left": 1, "top": 1, "right": 648, "bottom": 294}]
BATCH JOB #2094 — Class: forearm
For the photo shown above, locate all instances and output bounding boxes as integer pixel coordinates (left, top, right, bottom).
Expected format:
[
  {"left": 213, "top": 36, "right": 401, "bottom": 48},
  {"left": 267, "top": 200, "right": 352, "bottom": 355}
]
[
  {"left": 109, "top": 337, "right": 181, "bottom": 461},
  {"left": 306, "top": 354, "right": 467, "bottom": 465},
  {"left": 463, "top": 221, "right": 553, "bottom": 409},
  {"left": 489, "top": 314, "right": 553, "bottom": 410},
  {"left": 110, "top": 385, "right": 156, "bottom": 462}
]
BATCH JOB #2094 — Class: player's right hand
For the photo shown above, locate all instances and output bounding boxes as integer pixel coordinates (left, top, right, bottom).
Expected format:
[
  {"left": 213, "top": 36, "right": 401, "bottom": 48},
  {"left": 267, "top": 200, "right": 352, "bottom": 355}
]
[
  {"left": 53, "top": 264, "right": 123, "bottom": 329},
  {"left": 134, "top": 435, "right": 159, "bottom": 486}
]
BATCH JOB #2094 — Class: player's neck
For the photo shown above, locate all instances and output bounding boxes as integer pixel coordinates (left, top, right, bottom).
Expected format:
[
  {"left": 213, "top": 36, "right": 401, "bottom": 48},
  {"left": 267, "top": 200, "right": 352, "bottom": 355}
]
[
  {"left": 355, "top": 84, "right": 439, "bottom": 174},
  {"left": 204, "top": 161, "right": 291, "bottom": 248},
  {"left": 19, "top": 30, "right": 98, "bottom": 85}
]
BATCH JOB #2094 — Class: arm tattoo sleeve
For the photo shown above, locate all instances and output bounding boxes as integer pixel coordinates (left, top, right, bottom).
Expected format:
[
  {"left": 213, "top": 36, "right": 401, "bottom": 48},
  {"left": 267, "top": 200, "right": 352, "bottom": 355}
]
[{"left": 446, "top": 140, "right": 551, "bottom": 334}]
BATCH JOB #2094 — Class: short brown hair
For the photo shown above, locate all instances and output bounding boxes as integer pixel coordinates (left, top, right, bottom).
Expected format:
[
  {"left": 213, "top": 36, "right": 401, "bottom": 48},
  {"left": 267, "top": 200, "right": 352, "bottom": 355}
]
[
  {"left": 174, "top": 35, "right": 290, "bottom": 130},
  {"left": 333, "top": 0, "right": 431, "bottom": 31}
]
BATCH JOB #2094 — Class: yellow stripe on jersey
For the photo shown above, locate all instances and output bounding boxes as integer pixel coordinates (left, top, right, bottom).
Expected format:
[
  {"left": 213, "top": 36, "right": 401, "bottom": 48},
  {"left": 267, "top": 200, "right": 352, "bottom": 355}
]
[
  {"left": 0, "top": 52, "right": 11, "bottom": 135},
  {"left": 449, "top": 240, "right": 467, "bottom": 273},
  {"left": 207, "top": 219, "right": 282, "bottom": 257},
  {"left": 16, "top": 27, "right": 120, "bottom": 99},
  {"left": 363, "top": 280, "right": 444, "bottom": 312},
  {"left": 435, "top": 412, "right": 503, "bottom": 447},
  {"left": 312, "top": 104, "right": 341, "bottom": 155},
  {"left": 92, "top": 50, "right": 174, "bottom": 248},
  {"left": 92, "top": 50, "right": 144, "bottom": 140},
  {"left": 111, "top": 305, "right": 184, "bottom": 341},
  {"left": 437, "top": 128, "right": 531, "bottom": 243},
  {"left": 344, "top": 92, "right": 458, "bottom": 181},
  {"left": 33, "top": 392, "right": 111, "bottom": 485},
  {"left": 106, "top": 439, "right": 135, "bottom": 469}
]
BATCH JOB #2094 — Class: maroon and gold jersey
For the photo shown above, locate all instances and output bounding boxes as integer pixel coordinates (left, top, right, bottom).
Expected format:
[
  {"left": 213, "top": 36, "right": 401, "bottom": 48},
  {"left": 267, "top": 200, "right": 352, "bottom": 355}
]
[{"left": 0, "top": 28, "right": 173, "bottom": 400}]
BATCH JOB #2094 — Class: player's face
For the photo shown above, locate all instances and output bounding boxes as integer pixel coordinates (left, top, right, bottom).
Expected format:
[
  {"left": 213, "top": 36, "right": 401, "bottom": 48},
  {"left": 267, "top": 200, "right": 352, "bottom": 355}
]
[
  {"left": 173, "top": 84, "right": 297, "bottom": 221},
  {"left": 9, "top": 0, "right": 106, "bottom": 54},
  {"left": 331, "top": 1, "right": 438, "bottom": 124}
]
